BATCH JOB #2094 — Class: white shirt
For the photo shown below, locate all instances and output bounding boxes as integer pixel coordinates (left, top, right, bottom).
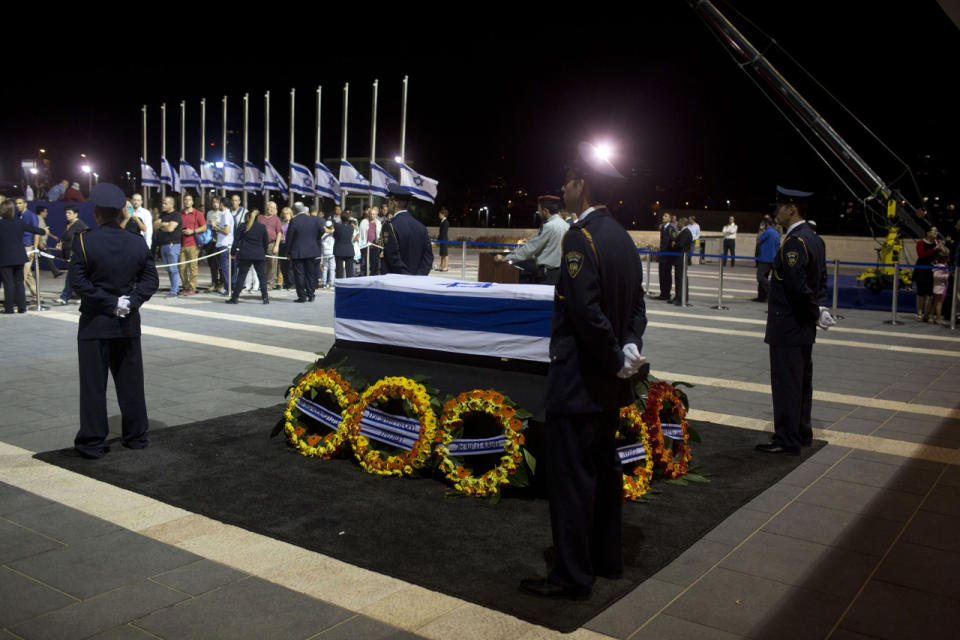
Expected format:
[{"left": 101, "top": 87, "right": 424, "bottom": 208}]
[
  {"left": 688, "top": 222, "right": 701, "bottom": 242},
  {"left": 785, "top": 220, "right": 806, "bottom": 236},
  {"left": 578, "top": 206, "right": 601, "bottom": 223},
  {"left": 216, "top": 211, "right": 234, "bottom": 248},
  {"left": 134, "top": 207, "right": 153, "bottom": 248},
  {"left": 722, "top": 223, "right": 737, "bottom": 240}
]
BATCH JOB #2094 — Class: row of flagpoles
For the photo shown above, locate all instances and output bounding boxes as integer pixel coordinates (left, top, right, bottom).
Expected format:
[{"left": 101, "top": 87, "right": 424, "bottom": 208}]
[{"left": 139, "top": 78, "right": 438, "bottom": 210}]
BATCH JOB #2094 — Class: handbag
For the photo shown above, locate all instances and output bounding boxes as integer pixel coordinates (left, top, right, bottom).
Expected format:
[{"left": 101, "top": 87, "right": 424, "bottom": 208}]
[{"left": 193, "top": 211, "right": 213, "bottom": 245}]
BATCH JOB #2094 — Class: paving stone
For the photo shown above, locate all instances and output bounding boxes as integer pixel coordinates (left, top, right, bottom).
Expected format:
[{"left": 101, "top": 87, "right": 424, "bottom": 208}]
[
  {"left": 85, "top": 624, "right": 157, "bottom": 640},
  {"left": 901, "top": 510, "right": 960, "bottom": 554},
  {"left": 8, "top": 529, "right": 199, "bottom": 599},
  {"left": 797, "top": 478, "right": 923, "bottom": 522},
  {"left": 0, "top": 566, "right": 77, "bottom": 628},
  {"left": 939, "top": 464, "right": 960, "bottom": 488},
  {"left": 0, "top": 484, "right": 55, "bottom": 516},
  {"left": 0, "top": 518, "right": 65, "bottom": 563},
  {"left": 628, "top": 613, "right": 745, "bottom": 640},
  {"left": 828, "top": 630, "right": 879, "bottom": 640},
  {"left": 5, "top": 502, "right": 122, "bottom": 545},
  {"left": 826, "top": 456, "right": 942, "bottom": 495},
  {"left": 777, "top": 461, "right": 833, "bottom": 489},
  {"left": 134, "top": 577, "right": 352, "bottom": 640},
  {"left": 847, "top": 449, "right": 947, "bottom": 473},
  {"left": 653, "top": 538, "right": 734, "bottom": 587},
  {"left": 10, "top": 580, "right": 188, "bottom": 640},
  {"left": 664, "top": 567, "right": 847, "bottom": 640},
  {"left": 703, "top": 508, "right": 771, "bottom": 546},
  {"left": 743, "top": 483, "right": 803, "bottom": 514},
  {"left": 840, "top": 580, "right": 960, "bottom": 640},
  {"left": 829, "top": 417, "right": 882, "bottom": 436},
  {"left": 151, "top": 559, "right": 247, "bottom": 595},
  {"left": 875, "top": 541, "right": 960, "bottom": 600},
  {"left": 585, "top": 578, "right": 685, "bottom": 638},
  {"left": 807, "top": 445, "right": 852, "bottom": 466},
  {"left": 761, "top": 501, "right": 902, "bottom": 556},
  {"left": 312, "top": 615, "right": 425, "bottom": 640},
  {"left": 720, "top": 531, "right": 877, "bottom": 599},
  {"left": 921, "top": 483, "right": 960, "bottom": 518}
]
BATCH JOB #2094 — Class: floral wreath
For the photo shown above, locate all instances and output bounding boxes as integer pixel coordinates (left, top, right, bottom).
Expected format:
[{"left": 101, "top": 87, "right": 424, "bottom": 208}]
[
  {"left": 617, "top": 404, "right": 655, "bottom": 500},
  {"left": 284, "top": 368, "right": 359, "bottom": 459},
  {"left": 642, "top": 381, "right": 692, "bottom": 479},
  {"left": 345, "top": 376, "right": 438, "bottom": 476},
  {"left": 435, "top": 389, "right": 530, "bottom": 497}
]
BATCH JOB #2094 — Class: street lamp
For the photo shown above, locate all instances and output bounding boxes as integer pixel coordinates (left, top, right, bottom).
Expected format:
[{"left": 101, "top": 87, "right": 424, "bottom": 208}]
[{"left": 82, "top": 164, "right": 92, "bottom": 194}]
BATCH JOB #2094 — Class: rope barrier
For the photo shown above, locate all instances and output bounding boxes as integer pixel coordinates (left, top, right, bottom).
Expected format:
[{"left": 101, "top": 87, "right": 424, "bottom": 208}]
[{"left": 156, "top": 248, "right": 228, "bottom": 269}]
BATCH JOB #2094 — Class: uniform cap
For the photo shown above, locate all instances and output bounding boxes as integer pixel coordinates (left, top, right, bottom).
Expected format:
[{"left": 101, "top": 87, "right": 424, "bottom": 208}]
[
  {"left": 776, "top": 185, "right": 814, "bottom": 203},
  {"left": 537, "top": 194, "right": 562, "bottom": 204},
  {"left": 324, "top": 220, "right": 334, "bottom": 228},
  {"left": 89, "top": 183, "right": 126, "bottom": 209},
  {"left": 387, "top": 183, "right": 412, "bottom": 197}
]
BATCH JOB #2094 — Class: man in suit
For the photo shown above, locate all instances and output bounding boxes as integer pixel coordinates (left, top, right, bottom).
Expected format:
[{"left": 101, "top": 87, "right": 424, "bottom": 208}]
[
  {"left": 671, "top": 217, "right": 693, "bottom": 305},
  {"left": 333, "top": 212, "right": 355, "bottom": 278},
  {"left": 657, "top": 212, "right": 675, "bottom": 299},
  {"left": 382, "top": 183, "right": 433, "bottom": 275},
  {"left": 520, "top": 142, "right": 647, "bottom": 601},
  {"left": 286, "top": 203, "right": 322, "bottom": 302},
  {"left": 757, "top": 186, "right": 833, "bottom": 455},
  {"left": 66, "top": 183, "right": 159, "bottom": 459}
]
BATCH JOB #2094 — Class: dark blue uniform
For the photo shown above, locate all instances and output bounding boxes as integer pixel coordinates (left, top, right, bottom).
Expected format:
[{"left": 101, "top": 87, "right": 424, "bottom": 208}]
[
  {"left": 230, "top": 221, "right": 270, "bottom": 302},
  {"left": 70, "top": 222, "right": 159, "bottom": 457},
  {"left": 671, "top": 226, "right": 693, "bottom": 304},
  {"left": 382, "top": 210, "right": 433, "bottom": 275},
  {"left": 657, "top": 221, "right": 675, "bottom": 299},
  {"left": 286, "top": 213, "right": 322, "bottom": 301},
  {"left": 0, "top": 218, "right": 45, "bottom": 313},
  {"left": 764, "top": 221, "right": 826, "bottom": 451},
  {"left": 543, "top": 208, "right": 646, "bottom": 593},
  {"left": 333, "top": 221, "right": 355, "bottom": 278}
]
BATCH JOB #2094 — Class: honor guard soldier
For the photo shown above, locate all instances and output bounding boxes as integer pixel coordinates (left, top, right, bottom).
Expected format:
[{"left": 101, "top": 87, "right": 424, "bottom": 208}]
[
  {"left": 757, "top": 186, "right": 834, "bottom": 456},
  {"left": 495, "top": 195, "right": 567, "bottom": 285},
  {"left": 382, "top": 183, "right": 433, "bottom": 275},
  {"left": 521, "top": 143, "right": 647, "bottom": 600},
  {"left": 67, "top": 183, "right": 159, "bottom": 459}
]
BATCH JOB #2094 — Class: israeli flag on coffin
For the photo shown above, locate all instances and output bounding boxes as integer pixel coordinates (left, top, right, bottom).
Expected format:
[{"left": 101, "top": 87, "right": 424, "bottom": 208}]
[
  {"left": 370, "top": 162, "right": 397, "bottom": 197},
  {"left": 222, "top": 161, "right": 244, "bottom": 190},
  {"left": 244, "top": 161, "right": 263, "bottom": 193},
  {"left": 339, "top": 160, "right": 371, "bottom": 194},
  {"left": 179, "top": 160, "right": 201, "bottom": 191},
  {"left": 140, "top": 158, "right": 161, "bottom": 189},
  {"left": 160, "top": 157, "right": 181, "bottom": 193},
  {"left": 263, "top": 160, "right": 289, "bottom": 198},
  {"left": 315, "top": 162, "right": 341, "bottom": 204},
  {"left": 399, "top": 163, "right": 438, "bottom": 204},
  {"left": 200, "top": 162, "right": 223, "bottom": 189},
  {"left": 289, "top": 162, "right": 315, "bottom": 196}
]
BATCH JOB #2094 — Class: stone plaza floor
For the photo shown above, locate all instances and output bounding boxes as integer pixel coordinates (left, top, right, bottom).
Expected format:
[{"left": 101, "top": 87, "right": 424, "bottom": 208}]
[{"left": 1, "top": 258, "right": 958, "bottom": 639}]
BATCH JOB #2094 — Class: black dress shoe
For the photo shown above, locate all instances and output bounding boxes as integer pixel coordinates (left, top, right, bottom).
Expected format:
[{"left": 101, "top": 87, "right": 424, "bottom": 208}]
[
  {"left": 59, "top": 447, "right": 105, "bottom": 459},
  {"left": 800, "top": 438, "right": 813, "bottom": 447},
  {"left": 308, "top": 296, "right": 315, "bottom": 302},
  {"left": 294, "top": 298, "right": 307, "bottom": 303},
  {"left": 750, "top": 297, "right": 766, "bottom": 302},
  {"left": 755, "top": 442, "right": 800, "bottom": 456},
  {"left": 597, "top": 570, "right": 623, "bottom": 580},
  {"left": 262, "top": 298, "right": 269, "bottom": 305},
  {"left": 655, "top": 294, "right": 671, "bottom": 300},
  {"left": 225, "top": 298, "right": 239, "bottom": 304},
  {"left": 519, "top": 578, "right": 591, "bottom": 601}
]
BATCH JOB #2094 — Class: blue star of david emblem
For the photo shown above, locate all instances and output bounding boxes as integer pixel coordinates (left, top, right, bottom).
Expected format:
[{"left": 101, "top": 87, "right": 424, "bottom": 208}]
[
  {"left": 328, "top": 177, "right": 336, "bottom": 187},
  {"left": 414, "top": 176, "right": 424, "bottom": 187}
]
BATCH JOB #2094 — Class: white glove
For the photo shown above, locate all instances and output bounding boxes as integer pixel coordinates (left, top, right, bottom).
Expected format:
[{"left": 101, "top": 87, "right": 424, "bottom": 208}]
[
  {"left": 616, "top": 343, "right": 646, "bottom": 379},
  {"left": 115, "top": 295, "right": 131, "bottom": 318},
  {"left": 817, "top": 306, "right": 836, "bottom": 330}
]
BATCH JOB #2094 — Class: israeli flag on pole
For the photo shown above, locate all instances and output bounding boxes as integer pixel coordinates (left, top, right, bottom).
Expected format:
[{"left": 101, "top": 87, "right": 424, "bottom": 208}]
[
  {"left": 244, "top": 161, "right": 263, "bottom": 193},
  {"left": 399, "top": 163, "right": 439, "bottom": 203},
  {"left": 263, "top": 160, "right": 289, "bottom": 198},
  {"left": 289, "top": 162, "right": 315, "bottom": 196},
  {"left": 180, "top": 160, "right": 201, "bottom": 191},
  {"left": 200, "top": 162, "right": 223, "bottom": 189},
  {"left": 140, "top": 158, "right": 161, "bottom": 189},
  {"left": 222, "top": 161, "right": 244, "bottom": 191},
  {"left": 370, "top": 162, "right": 397, "bottom": 197},
  {"left": 160, "top": 157, "right": 181, "bottom": 193},
  {"left": 315, "top": 162, "right": 341, "bottom": 204},
  {"left": 339, "top": 160, "right": 371, "bottom": 194}
]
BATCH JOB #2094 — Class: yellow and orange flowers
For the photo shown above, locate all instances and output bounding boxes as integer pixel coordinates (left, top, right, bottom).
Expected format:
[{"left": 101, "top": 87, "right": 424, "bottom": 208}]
[
  {"left": 284, "top": 368, "right": 358, "bottom": 459},
  {"left": 642, "top": 381, "right": 692, "bottom": 479},
  {"left": 617, "top": 404, "right": 656, "bottom": 501}
]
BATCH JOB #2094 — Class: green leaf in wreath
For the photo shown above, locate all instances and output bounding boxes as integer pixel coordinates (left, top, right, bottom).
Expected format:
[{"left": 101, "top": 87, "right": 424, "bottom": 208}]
[
  {"left": 665, "top": 478, "right": 689, "bottom": 486},
  {"left": 522, "top": 448, "right": 537, "bottom": 475},
  {"left": 309, "top": 388, "right": 317, "bottom": 400},
  {"left": 671, "top": 381, "right": 695, "bottom": 389},
  {"left": 510, "top": 462, "right": 530, "bottom": 488},
  {"left": 683, "top": 473, "right": 710, "bottom": 483},
  {"left": 488, "top": 491, "right": 502, "bottom": 505},
  {"left": 445, "top": 490, "right": 465, "bottom": 499},
  {"left": 687, "top": 426, "right": 702, "bottom": 444},
  {"left": 269, "top": 416, "right": 285, "bottom": 438},
  {"left": 514, "top": 408, "right": 533, "bottom": 420}
]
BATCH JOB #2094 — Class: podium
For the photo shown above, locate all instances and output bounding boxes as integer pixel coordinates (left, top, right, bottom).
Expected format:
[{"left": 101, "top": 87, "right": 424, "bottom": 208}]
[{"left": 478, "top": 252, "right": 520, "bottom": 284}]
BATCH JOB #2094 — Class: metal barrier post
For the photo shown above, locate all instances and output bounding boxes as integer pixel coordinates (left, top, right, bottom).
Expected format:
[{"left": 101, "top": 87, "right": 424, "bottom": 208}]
[
  {"left": 712, "top": 253, "right": 728, "bottom": 310},
  {"left": 886, "top": 262, "right": 902, "bottom": 325},
  {"left": 35, "top": 251, "right": 42, "bottom": 311},
  {"left": 227, "top": 252, "right": 232, "bottom": 299},
  {"left": 365, "top": 245, "right": 370, "bottom": 277},
  {"left": 830, "top": 259, "right": 844, "bottom": 320},
  {"left": 644, "top": 252, "right": 651, "bottom": 295},
  {"left": 681, "top": 252, "right": 689, "bottom": 307},
  {"left": 951, "top": 265, "right": 958, "bottom": 330},
  {"left": 460, "top": 241, "right": 467, "bottom": 280}
]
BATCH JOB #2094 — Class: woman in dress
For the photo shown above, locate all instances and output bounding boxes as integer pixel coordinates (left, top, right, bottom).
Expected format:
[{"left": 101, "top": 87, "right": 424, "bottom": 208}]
[
  {"left": 914, "top": 227, "right": 943, "bottom": 321},
  {"left": 0, "top": 199, "right": 47, "bottom": 313}
]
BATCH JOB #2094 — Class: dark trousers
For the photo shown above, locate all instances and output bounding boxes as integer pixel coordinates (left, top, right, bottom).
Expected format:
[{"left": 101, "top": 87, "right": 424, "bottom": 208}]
[
  {"left": 360, "top": 246, "right": 380, "bottom": 277},
  {"left": 544, "top": 410, "right": 623, "bottom": 591},
  {"left": 278, "top": 243, "right": 292, "bottom": 287},
  {"left": 769, "top": 344, "right": 814, "bottom": 450},
  {"left": 292, "top": 258, "right": 317, "bottom": 300},
  {"left": 231, "top": 259, "right": 268, "bottom": 301},
  {"left": 0, "top": 264, "right": 26, "bottom": 312},
  {"left": 722, "top": 239, "right": 736, "bottom": 266},
  {"left": 202, "top": 241, "right": 221, "bottom": 288},
  {"left": 658, "top": 256, "right": 673, "bottom": 298},
  {"left": 336, "top": 256, "right": 355, "bottom": 279},
  {"left": 673, "top": 259, "right": 688, "bottom": 302},
  {"left": 76, "top": 337, "right": 149, "bottom": 457},
  {"left": 756, "top": 262, "right": 772, "bottom": 300}
]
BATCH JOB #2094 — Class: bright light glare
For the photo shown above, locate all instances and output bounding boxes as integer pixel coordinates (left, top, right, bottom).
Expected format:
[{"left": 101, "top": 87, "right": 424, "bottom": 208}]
[
  {"left": 215, "top": 162, "right": 224, "bottom": 169},
  {"left": 394, "top": 156, "right": 402, "bottom": 163},
  {"left": 29, "top": 168, "right": 38, "bottom": 175},
  {"left": 595, "top": 143, "right": 613, "bottom": 162},
  {"left": 81, "top": 165, "right": 91, "bottom": 173}
]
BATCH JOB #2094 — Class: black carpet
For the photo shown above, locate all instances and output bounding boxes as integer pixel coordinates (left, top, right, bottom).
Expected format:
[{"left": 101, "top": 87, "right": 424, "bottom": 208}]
[{"left": 37, "top": 406, "right": 824, "bottom": 633}]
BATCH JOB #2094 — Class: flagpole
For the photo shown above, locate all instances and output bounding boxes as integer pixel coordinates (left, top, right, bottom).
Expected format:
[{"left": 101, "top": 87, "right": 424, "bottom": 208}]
[
  {"left": 243, "top": 93, "right": 249, "bottom": 211},
  {"left": 369, "top": 79, "right": 378, "bottom": 208},
  {"left": 264, "top": 90, "right": 271, "bottom": 211},
  {"left": 180, "top": 100, "right": 187, "bottom": 198},
  {"left": 200, "top": 98, "right": 206, "bottom": 210},
  {"left": 141, "top": 105, "right": 148, "bottom": 204},
  {"left": 314, "top": 86, "right": 321, "bottom": 212},
  {"left": 289, "top": 87, "right": 295, "bottom": 206},
  {"left": 342, "top": 82, "right": 348, "bottom": 213},
  {"left": 161, "top": 103, "right": 166, "bottom": 200},
  {"left": 400, "top": 75, "right": 408, "bottom": 164},
  {"left": 222, "top": 95, "right": 228, "bottom": 200}
]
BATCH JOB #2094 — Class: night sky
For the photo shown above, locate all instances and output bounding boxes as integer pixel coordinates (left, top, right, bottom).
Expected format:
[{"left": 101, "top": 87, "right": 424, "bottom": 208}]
[{"left": 3, "top": 2, "right": 957, "bottom": 234}]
